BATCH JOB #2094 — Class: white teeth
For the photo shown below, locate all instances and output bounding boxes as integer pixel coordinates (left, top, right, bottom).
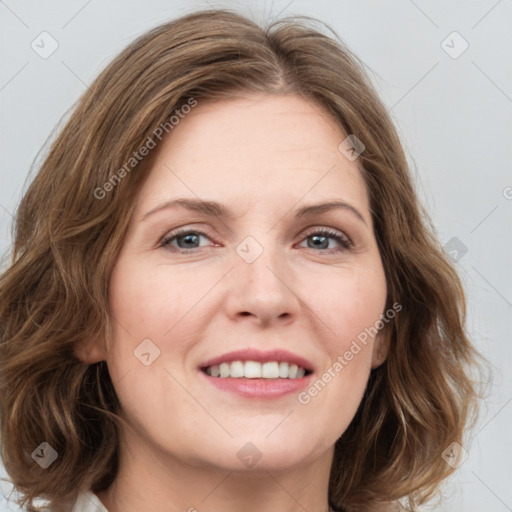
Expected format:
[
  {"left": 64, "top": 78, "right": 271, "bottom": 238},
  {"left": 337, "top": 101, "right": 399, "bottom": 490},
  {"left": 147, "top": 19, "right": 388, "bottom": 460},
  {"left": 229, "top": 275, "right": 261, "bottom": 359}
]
[
  {"left": 204, "top": 360, "right": 309, "bottom": 379},
  {"left": 219, "top": 362, "right": 230, "bottom": 378},
  {"left": 230, "top": 361, "right": 244, "bottom": 378},
  {"left": 244, "top": 361, "right": 261, "bottom": 378},
  {"left": 262, "top": 362, "right": 279, "bottom": 378}
]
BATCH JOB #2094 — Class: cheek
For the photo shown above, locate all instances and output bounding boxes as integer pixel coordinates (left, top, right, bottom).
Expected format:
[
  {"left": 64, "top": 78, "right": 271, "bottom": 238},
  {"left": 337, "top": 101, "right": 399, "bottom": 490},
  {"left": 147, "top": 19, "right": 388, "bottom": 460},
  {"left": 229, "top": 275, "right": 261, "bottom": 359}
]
[
  {"left": 106, "top": 256, "right": 221, "bottom": 380},
  {"left": 106, "top": 258, "right": 171, "bottom": 378},
  {"left": 300, "top": 262, "right": 386, "bottom": 404},
  {"left": 308, "top": 263, "right": 387, "bottom": 350},
  {"left": 295, "top": 270, "right": 385, "bottom": 435},
  {"left": 108, "top": 257, "right": 196, "bottom": 338}
]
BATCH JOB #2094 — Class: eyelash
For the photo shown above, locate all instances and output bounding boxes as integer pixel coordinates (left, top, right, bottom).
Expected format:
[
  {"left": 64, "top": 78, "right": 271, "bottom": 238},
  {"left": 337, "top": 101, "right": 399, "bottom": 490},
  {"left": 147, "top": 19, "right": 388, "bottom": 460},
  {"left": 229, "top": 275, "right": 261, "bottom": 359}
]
[{"left": 159, "top": 227, "right": 352, "bottom": 255}]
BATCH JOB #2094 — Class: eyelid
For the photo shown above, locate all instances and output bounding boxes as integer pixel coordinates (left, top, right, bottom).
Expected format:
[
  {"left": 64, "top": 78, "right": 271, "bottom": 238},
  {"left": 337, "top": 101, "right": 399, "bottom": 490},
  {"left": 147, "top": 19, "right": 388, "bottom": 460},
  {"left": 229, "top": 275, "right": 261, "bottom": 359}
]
[{"left": 159, "top": 226, "right": 217, "bottom": 249}]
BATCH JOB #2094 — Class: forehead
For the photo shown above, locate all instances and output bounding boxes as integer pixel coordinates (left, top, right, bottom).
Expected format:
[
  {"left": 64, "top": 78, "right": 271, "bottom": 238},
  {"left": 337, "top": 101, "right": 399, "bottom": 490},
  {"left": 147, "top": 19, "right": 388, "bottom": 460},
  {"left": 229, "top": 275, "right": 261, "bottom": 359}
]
[{"left": 134, "top": 93, "right": 370, "bottom": 222}]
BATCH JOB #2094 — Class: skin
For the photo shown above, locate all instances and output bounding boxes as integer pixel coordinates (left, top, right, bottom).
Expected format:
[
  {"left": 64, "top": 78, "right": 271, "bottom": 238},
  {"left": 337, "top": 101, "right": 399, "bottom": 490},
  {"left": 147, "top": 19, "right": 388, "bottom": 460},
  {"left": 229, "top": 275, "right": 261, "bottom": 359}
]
[{"left": 78, "top": 93, "right": 389, "bottom": 512}]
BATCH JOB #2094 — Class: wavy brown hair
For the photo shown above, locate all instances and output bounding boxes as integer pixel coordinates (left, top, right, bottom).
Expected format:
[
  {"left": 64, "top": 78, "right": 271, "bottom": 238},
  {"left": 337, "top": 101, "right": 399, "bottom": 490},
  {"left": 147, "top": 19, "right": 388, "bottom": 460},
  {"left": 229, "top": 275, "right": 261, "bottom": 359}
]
[{"left": 0, "top": 8, "right": 483, "bottom": 512}]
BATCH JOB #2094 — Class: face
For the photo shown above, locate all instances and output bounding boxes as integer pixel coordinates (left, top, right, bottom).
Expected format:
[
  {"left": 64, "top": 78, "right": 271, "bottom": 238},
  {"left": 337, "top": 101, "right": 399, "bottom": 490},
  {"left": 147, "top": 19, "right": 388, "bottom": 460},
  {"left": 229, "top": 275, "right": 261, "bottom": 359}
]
[{"left": 89, "top": 93, "right": 388, "bottom": 473}]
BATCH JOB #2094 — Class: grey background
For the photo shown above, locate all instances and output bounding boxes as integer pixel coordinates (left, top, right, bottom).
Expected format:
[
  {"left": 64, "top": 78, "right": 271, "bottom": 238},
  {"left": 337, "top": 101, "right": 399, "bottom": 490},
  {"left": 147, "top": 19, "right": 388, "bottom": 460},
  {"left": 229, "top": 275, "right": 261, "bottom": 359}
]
[{"left": 1, "top": 1, "right": 511, "bottom": 510}]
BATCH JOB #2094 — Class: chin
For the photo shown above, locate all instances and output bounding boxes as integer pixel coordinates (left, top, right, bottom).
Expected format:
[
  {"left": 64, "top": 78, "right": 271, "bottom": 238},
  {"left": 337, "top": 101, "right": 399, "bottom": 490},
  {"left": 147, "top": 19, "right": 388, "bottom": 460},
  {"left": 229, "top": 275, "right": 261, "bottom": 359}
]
[{"left": 198, "top": 431, "right": 330, "bottom": 473}]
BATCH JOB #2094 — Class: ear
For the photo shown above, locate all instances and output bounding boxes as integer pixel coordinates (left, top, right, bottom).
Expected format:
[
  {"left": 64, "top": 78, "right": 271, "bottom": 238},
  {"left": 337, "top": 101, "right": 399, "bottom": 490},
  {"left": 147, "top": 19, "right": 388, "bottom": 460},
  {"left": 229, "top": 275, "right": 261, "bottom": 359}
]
[
  {"left": 371, "top": 323, "right": 391, "bottom": 369},
  {"left": 74, "top": 337, "right": 108, "bottom": 365}
]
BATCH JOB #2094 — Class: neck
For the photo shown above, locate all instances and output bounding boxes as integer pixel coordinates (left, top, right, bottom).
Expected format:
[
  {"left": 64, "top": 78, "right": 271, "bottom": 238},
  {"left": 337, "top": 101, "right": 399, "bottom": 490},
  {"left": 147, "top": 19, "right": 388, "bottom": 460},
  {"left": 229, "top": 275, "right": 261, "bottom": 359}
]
[{"left": 96, "top": 427, "right": 334, "bottom": 512}]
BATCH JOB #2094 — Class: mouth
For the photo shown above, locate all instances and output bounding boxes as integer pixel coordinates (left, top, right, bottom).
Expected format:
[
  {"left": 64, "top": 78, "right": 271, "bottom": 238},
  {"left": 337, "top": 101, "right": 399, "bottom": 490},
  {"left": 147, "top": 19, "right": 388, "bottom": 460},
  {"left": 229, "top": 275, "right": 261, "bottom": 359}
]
[
  {"left": 198, "top": 348, "right": 315, "bottom": 399},
  {"left": 201, "top": 361, "right": 313, "bottom": 379}
]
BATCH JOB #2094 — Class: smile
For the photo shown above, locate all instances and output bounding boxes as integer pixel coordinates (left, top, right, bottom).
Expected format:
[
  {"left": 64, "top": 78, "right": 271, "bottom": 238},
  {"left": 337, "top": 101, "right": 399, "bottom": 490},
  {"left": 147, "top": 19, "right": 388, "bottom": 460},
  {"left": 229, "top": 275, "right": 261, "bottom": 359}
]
[
  {"left": 203, "top": 360, "right": 311, "bottom": 379},
  {"left": 198, "top": 348, "right": 315, "bottom": 398}
]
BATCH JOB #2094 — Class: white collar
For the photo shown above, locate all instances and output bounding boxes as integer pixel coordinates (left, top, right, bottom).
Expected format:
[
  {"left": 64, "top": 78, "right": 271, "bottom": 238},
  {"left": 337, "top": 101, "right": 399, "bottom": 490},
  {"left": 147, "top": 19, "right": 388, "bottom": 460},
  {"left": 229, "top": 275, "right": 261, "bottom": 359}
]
[{"left": 71, "top": 490, "right": 109, "bottom": 512}]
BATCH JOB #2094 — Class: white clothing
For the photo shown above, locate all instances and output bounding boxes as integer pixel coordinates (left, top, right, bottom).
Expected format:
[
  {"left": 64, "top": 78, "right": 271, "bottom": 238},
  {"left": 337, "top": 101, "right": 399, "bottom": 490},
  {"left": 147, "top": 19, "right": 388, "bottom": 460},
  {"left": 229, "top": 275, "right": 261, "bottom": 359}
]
[{"left": 70, "top": 491, "right": 109, "bottom": 512}]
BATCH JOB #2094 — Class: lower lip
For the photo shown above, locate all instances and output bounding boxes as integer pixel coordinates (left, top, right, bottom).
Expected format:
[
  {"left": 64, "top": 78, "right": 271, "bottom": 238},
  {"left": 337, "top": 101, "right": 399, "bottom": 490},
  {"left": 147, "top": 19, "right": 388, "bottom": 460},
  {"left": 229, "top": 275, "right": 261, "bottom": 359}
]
[{"left": 199, "top": 370, "right": 313, "bottom": 399}]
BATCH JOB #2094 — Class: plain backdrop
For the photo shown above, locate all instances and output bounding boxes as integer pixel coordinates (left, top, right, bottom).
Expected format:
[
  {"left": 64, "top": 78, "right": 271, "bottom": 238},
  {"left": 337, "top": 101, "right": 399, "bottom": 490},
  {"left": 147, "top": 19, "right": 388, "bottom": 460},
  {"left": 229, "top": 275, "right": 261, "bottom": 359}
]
[{"left": 1, "top": 1, "right": 511, "bottom": 511}]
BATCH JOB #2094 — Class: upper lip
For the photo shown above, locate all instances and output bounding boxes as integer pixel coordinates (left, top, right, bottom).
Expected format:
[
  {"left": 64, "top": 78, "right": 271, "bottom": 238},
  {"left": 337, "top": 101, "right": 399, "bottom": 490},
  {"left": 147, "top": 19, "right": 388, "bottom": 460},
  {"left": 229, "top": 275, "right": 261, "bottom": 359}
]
[{"left": 200, "top": 348, "right": 315, "bottom": 372}]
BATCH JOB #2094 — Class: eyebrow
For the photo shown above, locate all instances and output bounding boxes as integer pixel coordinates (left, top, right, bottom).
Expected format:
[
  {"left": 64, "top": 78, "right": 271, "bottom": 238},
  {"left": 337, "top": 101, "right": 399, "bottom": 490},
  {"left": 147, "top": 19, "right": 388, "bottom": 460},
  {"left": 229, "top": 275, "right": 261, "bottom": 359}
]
[{"left": 141, "top": 198, "right": 368, "bottom": 226}]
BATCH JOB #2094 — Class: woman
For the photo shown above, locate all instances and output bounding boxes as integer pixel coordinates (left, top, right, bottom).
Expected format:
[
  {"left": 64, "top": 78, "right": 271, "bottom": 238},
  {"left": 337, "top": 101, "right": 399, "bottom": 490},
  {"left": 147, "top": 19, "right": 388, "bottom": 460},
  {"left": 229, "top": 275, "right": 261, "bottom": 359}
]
[{"left": 0, "top": 8, "right": 482, "bottom": 512}]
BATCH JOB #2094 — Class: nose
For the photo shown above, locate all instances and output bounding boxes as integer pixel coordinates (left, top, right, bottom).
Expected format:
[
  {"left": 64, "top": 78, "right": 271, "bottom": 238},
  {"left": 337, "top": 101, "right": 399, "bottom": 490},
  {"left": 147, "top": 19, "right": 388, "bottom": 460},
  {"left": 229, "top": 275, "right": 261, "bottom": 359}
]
[{"left": 224, "top": 241, "right": 301, "bottom": 327}]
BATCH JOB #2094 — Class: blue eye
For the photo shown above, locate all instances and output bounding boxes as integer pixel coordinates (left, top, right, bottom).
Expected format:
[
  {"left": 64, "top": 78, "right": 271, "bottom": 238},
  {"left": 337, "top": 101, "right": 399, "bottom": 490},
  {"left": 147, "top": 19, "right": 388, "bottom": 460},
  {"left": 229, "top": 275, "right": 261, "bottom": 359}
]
[
  {"left": 160, "top": 227, "right": 352, "bottom": 254},
  {"left": 160, "top": 229, "right": 211, "bottom": 251},
  {"left": 299, "top": 228, "right": 352, "bottom": 252}
]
